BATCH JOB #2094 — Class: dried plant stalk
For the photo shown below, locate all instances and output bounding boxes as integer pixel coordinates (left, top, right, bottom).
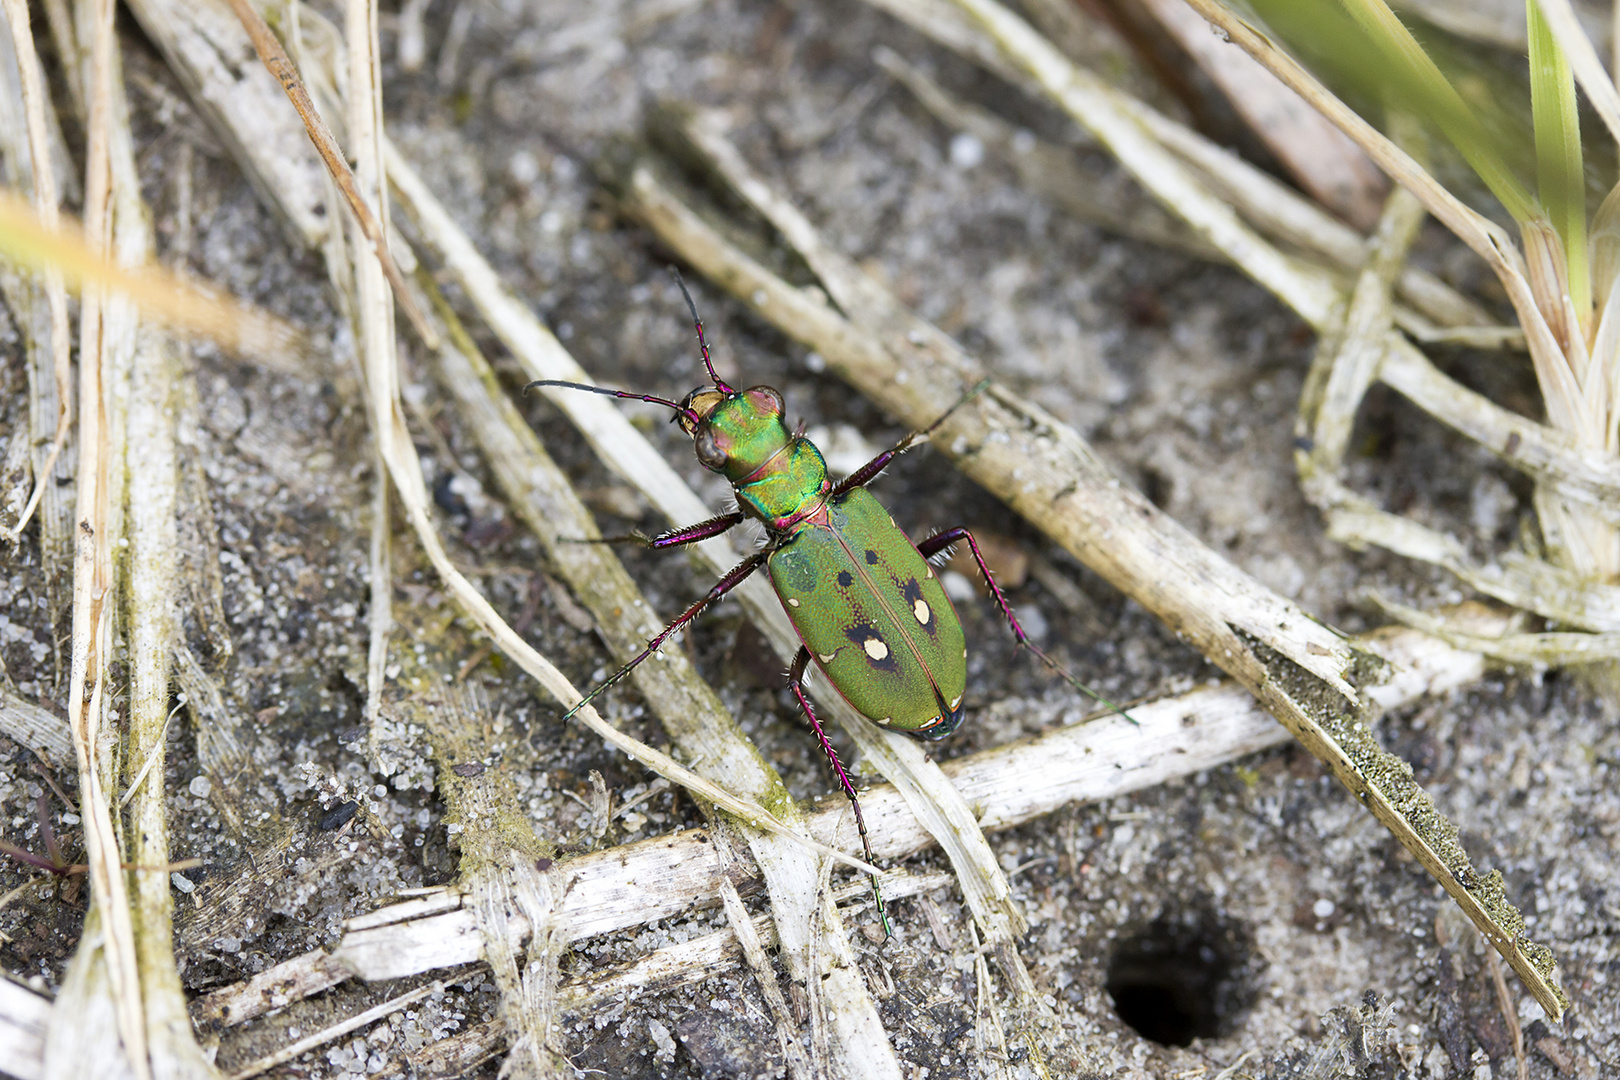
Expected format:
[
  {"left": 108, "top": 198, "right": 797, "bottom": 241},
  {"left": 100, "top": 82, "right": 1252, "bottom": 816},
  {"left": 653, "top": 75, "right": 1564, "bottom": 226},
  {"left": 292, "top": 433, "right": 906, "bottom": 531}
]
[
  {"left": 0, "top": 0, "right": 72, "bottom": 552},
  {"left": 224, "top": 980, "right": 442, "bottom": 1080},
  {"left": 218, "top": 0, "right": 436, "bottom": 348},
  {"left": 43, "top": 0, "right": 147, "bottom": 1074},
  {"left": 0, "top": 688, "right": 72, "bottom": 770},
  {"left": 0, "top": 977, "right": 49, "bottom": 1080}
]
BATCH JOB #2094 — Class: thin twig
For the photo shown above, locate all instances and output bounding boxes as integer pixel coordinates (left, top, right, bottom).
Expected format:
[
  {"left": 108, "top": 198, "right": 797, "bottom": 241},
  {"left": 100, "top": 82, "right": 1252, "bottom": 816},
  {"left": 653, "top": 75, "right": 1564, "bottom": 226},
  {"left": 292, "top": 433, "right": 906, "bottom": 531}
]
[{"left": 220, "top": 0, "right": 439, "bottom": 349}]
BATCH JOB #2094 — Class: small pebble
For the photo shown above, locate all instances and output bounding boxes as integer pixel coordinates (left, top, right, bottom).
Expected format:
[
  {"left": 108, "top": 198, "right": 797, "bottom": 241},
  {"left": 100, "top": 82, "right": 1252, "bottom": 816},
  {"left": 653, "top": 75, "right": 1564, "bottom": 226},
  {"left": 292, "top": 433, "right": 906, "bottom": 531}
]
[{"left": 949, "top": 133, "right": 984, "bottom": 169}]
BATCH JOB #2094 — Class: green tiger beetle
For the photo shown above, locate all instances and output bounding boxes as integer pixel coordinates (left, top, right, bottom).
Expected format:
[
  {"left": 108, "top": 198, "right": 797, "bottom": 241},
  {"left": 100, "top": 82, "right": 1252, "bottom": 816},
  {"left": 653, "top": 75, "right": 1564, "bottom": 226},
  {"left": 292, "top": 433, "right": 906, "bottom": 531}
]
[{"left": 529, "top": 271, "right": 1127, "bottom": 935}]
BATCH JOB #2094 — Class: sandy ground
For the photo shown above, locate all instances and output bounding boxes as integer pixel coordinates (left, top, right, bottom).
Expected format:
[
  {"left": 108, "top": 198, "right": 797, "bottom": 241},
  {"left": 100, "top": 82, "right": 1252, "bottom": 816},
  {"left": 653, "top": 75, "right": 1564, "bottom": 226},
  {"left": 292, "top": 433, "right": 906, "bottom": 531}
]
[{"left": 0, "top": 1, "right": 1615, "bottom": 1077}]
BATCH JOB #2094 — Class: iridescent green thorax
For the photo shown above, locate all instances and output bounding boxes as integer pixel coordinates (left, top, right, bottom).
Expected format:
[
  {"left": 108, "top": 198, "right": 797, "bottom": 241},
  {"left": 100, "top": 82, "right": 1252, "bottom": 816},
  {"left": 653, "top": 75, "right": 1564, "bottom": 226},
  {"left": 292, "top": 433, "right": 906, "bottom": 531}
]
[
  {"left": 737, "top": 439, "right": 829, "bottom": 528},
  {"left": 686, "top": 386, "right": 830, "bottom": 529}
]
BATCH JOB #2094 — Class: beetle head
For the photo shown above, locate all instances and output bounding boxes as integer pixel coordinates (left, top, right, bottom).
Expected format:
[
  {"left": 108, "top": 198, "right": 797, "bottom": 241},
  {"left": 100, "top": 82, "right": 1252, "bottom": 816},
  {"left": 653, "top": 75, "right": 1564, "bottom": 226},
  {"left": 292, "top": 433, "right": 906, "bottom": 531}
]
[{"left": 677, "top": 385, "right": 788, "bottom": 475}]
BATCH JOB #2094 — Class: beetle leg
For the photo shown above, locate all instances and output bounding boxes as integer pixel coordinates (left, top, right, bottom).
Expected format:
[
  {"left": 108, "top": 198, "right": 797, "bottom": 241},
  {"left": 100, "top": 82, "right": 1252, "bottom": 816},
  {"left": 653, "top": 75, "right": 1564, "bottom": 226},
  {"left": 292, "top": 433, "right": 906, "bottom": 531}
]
[
  {"left": 918, "top": 528, "right": 1137, "bottom": 725},
  {"left": 571, "top": 511, "right": 745, "bottom": 550},
  {"left": 830, "top": 378, "right": 991, "bottom": 497},
  {"left": 789, "top": 647, "right": 892, "bottom": 939},
  {"left": 564, "top": 547, "right": 769, "bottom": 720}
]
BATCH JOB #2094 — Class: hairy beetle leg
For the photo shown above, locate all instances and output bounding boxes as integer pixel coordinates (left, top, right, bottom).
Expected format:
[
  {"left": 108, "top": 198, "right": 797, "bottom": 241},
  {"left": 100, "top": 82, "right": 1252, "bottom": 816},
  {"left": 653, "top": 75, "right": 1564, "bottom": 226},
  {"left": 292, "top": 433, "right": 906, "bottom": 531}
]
[
  {"left": 563, "top": 547, "right": 771, "bottom": 721},
  {"left": 789, "top": 647, "right": 892, "bottom": 940},
  {"left": 830, "top": 379, "right": 992, "bottom": 498},
  {"left": 918, "top": 528, "right": 1137, "bottom": 725}
]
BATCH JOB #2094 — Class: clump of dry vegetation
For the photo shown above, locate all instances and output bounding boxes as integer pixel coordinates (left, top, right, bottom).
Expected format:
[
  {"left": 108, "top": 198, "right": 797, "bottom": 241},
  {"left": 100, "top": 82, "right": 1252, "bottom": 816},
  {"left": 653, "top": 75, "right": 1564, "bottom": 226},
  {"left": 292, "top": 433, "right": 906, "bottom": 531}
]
[{"left": 0, "top": 1, "right": 1614, "bottom": 1078}]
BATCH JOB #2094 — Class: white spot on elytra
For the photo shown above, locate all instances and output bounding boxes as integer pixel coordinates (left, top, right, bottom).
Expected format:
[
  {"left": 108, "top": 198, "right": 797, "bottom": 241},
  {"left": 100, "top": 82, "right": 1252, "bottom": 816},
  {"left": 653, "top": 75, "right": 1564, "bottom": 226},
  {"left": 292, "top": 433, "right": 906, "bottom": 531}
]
[
  {"left": 863, "top": 637, "right": 890, "bottom": 661},
  {"left": 963, "top": 646, "right": 969, "bottom": 658},
  {"left": 949, "top": 694, "right": 962, "bottom": 709},
  {"left": 912, "top": 598, "right": 931, "bottom": 625},
  {"left": 819, "top": 653, "right": 837, "bottom": 665},
  {"left": 925, "top": 566, "right": 935, "bottom": 578},
  {"left": 787, "top": 597, "right": 800, "bottom": 607}
]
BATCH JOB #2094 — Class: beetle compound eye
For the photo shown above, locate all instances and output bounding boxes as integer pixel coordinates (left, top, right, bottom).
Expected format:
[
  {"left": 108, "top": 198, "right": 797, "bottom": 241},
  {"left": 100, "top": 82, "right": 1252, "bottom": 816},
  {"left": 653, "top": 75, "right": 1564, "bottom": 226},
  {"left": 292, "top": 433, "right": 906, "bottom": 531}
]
[
  {"left": 747, "top": 386, "right": 784, "bottom": 416},
  {"left": 694, "top": 427, "right": 728, "bottom": 470}
]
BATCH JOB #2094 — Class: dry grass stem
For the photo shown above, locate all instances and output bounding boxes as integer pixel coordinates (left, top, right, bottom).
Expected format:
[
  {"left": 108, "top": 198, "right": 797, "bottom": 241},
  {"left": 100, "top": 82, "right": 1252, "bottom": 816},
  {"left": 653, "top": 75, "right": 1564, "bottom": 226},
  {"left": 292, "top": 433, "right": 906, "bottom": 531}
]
[
  {"left": 0, "top": 190, "right": 303, "bottom": 370},
  {"left": 217, "top": 0, "right": 437, "bottom": 349},
  {"left": 43, "top": 0, "right": 146, "bottom": 1074},
  {"left": 468, "top": 856, "right": 564, "bottom": 1079},
  {"left": 364, "top": 470, "right": 391, "bottom": 753},
  {"left": 608, "top": 111, "right": 1569, "bottom": 1017},
  {"left": 1483, "top": 939, "right": 1530, "bottom": 1080},
  {"left": 1369, "top": 596, "right": 1620, "bottom": 664},
  {"left": 1378, "top": 343, "right": 1620, "bottom": 510},
  {"left": 1135, "top": 0, "right": 1387, "bottom": 229},
  {"left": 0, "top": 977, "right": 49, "bottom": 1080},
  {"left": 1297, "top": 183, "right": 1428, "bottom": 498},
  {"left": 125, "top": 0, "right": 329, "bottom": 255},
  {"left": 0, "top": 688, "right": 73, "bottom": 771},
  {"left": 0, "top": 0, "right": 72, "bottom": 548}
]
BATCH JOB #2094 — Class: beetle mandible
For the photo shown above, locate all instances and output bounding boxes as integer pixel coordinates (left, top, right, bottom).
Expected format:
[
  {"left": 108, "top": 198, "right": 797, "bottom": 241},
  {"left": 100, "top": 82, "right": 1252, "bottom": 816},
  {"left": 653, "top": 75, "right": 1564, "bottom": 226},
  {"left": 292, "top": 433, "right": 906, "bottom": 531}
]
[{"left": 529, "top": 271, "right": 1121, "bottom": 933}]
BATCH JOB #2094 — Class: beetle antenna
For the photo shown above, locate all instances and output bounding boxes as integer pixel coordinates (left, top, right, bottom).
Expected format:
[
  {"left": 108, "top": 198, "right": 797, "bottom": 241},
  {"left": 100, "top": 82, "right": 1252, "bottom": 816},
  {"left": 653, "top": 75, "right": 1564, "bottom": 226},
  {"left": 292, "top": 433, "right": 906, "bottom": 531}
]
[
  {"left": 525, "top": 379, "right": 701, "bottom": 427},
  {"left": 670, "top": 268, "right": 735, "bottom": 395}
]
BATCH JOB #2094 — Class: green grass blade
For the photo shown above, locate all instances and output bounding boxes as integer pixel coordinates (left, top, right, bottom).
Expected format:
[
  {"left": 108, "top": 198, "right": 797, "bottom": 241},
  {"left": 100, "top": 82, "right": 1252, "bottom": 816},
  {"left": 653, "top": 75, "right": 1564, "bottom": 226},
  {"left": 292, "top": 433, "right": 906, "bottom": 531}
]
[
  {"left": 1528, "top": 0, "right": 1590, "bottom": 324},
  {"left": 1335, "top": 0, "right": 1538, "bottom": 223},
  {"left": 1251, "top": 0, "right": 1538, "bottom": 225}
]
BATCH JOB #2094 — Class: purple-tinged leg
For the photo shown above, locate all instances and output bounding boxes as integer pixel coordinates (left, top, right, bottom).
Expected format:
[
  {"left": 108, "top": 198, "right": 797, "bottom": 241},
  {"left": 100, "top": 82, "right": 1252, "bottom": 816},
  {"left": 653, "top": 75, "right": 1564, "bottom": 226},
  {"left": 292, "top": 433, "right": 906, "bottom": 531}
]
[
  {"left": 565, "top": 547, "right": 769, "bottom": 720},
  {"left": 789, "top": 647, "right": 891, "bottom": 938},
  {"left": 831, "top": 378, "right": 991, "bottom": 498},
  {"left": 576, "top": 511, "right": 744, "bottom": 550},
  {"left": 918, "top": 527, "right": 1137, "bottom": 724}
]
